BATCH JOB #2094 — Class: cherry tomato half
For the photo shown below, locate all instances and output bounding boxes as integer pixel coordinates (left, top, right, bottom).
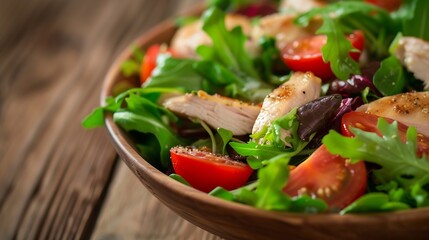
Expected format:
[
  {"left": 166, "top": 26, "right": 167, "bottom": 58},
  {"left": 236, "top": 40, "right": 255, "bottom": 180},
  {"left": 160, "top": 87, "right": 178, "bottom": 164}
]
[
  {"left": 170, "top": 146, "right": 253, "bottom": 193},
  {"left": 341, "top": 111, "right": 429, "bottom": 157},
  {"left": 284, "top": 145, "right": 367, "bottom": 210},
  {"left": 365, "top": 0, "right": 402, "bottom": 12},
  {"left": 140, "top": 44, "right": 174, "bottom": 84},
  {"left": 281, "top": 31, "right": 365, "bottom": 81}
]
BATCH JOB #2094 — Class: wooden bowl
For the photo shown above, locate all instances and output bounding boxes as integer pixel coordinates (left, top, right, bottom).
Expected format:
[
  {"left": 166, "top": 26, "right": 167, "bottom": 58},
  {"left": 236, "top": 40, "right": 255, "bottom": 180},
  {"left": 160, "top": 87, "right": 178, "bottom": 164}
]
[{"left": 101, "top": 13, "right": 429, "bottom": 240}]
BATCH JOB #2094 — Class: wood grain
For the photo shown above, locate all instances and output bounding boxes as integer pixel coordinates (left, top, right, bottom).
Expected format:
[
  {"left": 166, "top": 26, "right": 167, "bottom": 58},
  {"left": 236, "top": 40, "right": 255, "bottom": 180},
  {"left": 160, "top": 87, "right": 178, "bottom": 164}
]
[
  {"left": 92, "top": 162, "right": 221, "bottom": 240},
  {"left": 0, "top": 0, "right": 219, "bottom": 239}
]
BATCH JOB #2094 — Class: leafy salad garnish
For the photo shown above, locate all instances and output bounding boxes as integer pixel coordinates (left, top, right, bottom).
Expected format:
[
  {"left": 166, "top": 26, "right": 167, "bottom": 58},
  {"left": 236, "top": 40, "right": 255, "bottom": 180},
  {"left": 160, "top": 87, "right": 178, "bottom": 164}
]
[
  {"left": 323, "top": 119, "right": 429, "bottom": 187},
  {"left": 83, "top": 0, "right": 429, "bottom": 215},
  {"left": 210, "top": 153, "right": 327, "bottom": 213}
]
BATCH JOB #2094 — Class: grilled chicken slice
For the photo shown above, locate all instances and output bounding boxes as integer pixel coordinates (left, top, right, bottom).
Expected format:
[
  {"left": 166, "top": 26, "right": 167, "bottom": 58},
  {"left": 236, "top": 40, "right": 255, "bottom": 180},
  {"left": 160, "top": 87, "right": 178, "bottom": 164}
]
[
  {"left": 170, "top": 14, "right": 255, "bottom": 59},
  {"left": 393, "top": 37, "right": 429, "bottom": 90},
  {"left": 251, "top": 13, "right": 321, "bottom": 50},
  {"left": 357, "top": 92, "right": 429, "bottom": 136},
  {"left": 163, "top": 91, "right": 261, "bottom": 136},
  {"left": 252, "top": 72, "right": 322, "bottom": 134}
]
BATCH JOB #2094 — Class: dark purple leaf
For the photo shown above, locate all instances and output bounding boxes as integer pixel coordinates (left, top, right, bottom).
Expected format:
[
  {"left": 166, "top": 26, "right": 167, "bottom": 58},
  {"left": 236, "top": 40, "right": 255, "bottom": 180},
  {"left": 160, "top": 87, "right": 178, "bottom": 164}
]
[
  {"left": 327, "top": 62, "right": 381, "bottom": 97},
  {"left": 306, "top": 97, "right": 364, "bottom": 149},
  {"left": 297, "top": 94, "right": 342, "bottom": 141},
  {"left": 235, "top": 4, "right": 277, "bottom": 17}
]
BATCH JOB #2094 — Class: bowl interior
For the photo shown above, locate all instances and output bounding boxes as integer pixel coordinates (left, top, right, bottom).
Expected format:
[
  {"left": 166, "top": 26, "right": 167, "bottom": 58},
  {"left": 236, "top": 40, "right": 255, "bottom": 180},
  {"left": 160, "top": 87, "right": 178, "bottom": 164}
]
[{"left": 100, "top": 12, "right": 429, "bottom": 240}]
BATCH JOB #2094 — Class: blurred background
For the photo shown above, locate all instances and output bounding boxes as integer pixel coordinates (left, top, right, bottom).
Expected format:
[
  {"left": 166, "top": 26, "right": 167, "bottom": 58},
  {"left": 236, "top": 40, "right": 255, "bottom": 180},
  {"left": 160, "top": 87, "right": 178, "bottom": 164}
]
[{"left": 0, "top": 0, "right": 221, "bottom": 239}]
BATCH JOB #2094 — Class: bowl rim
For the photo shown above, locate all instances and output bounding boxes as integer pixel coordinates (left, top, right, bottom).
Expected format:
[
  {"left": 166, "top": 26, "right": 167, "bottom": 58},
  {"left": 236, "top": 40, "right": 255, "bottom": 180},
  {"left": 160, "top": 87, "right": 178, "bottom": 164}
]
[{"left": 100, "top": 9, "right": 429, "bottom": 227}]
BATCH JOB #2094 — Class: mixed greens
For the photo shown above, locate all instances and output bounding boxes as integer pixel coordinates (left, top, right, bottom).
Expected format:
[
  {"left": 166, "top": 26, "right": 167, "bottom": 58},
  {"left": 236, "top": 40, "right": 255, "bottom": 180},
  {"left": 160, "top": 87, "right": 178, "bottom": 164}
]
[{"left": 83, "top": 0, "right": 429, "bottom": 214}]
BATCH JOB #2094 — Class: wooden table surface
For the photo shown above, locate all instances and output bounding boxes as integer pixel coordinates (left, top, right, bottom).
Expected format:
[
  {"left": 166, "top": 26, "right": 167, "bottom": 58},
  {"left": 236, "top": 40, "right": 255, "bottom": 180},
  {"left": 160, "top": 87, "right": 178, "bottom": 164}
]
[{"left": 0, "top": 0, "right": 222, "bottom": 239}]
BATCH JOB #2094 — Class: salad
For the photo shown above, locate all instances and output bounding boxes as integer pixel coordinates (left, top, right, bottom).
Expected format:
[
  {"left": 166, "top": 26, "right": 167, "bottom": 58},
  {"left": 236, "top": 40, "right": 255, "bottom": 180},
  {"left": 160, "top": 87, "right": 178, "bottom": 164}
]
[{"left": 83, "top": 0, "right": 429, "bottom": 214}]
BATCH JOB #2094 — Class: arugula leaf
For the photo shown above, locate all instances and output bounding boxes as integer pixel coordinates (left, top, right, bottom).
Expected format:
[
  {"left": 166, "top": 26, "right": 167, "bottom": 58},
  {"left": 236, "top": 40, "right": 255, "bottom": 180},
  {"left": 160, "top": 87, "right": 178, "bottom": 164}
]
[
  {"left": 199, "top": 7, "right": 260, "bottom": 80},
  {"left": 82, "top": 107, "right": 106, "bottom": 128},
  {"left": 402, "top": 0, "right": 429, "bottom": 41},
  {"left": 135, "top": 134, "right": 162, "bottom": 168},
  {"left": 114, "top": 110, "right": 183, "bottom": 168},
  {"left": 318, "top": 16, "right": 361, "bottom": 80},
  {"left": 126, "top": 94, "right": 174, "bottom": 121},
  {"left": 194, "top": 119, "right": 218, "bottom": 152},
  {"left": 216, "top": 128, "right": 233, "bottom": 155},
  {"left": 197, "top": 7, "right": 277, "bottom": 103},
  {"left": 82, "top": 87, "right": 183, "bottom": 129},
  {"left": 193, "top": 60, "right": 244, "bottom": 86},
  {"left": 210, "top": 183, "right": 258, "bottom": 205},
  {"left": 255, "top": 108, "right": 306, "bottom": 151},
  {"left": 253, "top": 109, "right": 293, "bottom": 146},
  {"left": 340, "top": 193, "right": 410, "bottom": 214},
  {"left": 144, "top": 7, "right": 275, "bottom": 103},
  {"left": 194, "top": 60, "right": 273, "bottom": 103},
  {"left": 210, "top": 154, "right": 327, "bottom": 213},
  {"left": 231, "top": 141, "right": 285, "bottom": 169},
  {"left": 361, "top": 87, "right": 370, "bottom": 104},
  {"left": 84, "top": 89, "right": 186, "bottom": 169},
  {"left": 295, "top": 1, "right": 383, "bottom": 27},
  {"left": 254, "top": 37, "right": 288, "bottom": 85},
  {"left": 144, "top": 55, "right": 211, "bottom": 92},
  {"left": 230, "top": 108, "right": 308, "bottom": 169},
  {"left": 231, "top": 187, "right": 259, "bottom": 205},
  {"left": 188, "top": 121, "right": 234, "bottom": 155},
  {"left": 373, "top": 55, "right": 406, "bottom": 96},
  {"left": 169, "top": 173, "right": 191, "bottom": 186},
  {"left": 211, "top": 154, "right": 293, "bottom": 211},
  {"left": 189, "top": 118, "right": 234, "bottom": 155},
  {"left": 375, "top": 180, "right": 429, "bottom": 208},
  {"left": 209, "top": 187, "right": 236, "bottom": 201},
  {"left": 227, "top": 81, "right": 273, "bottom": 103},
  {"left": 254, "top": 154, "right": 291, "bottom": 210},
  {"left": 289, "top": 195, "right": 328, "bottom": 213},
  {"left": 295, "top": 1, "right": 396, "bottom": 78},
  {"left": 146, "top": 55, "right": 272, "bottom": 103},
  {"left": 410, "top": 184, "right": 429, "bottom": 207},
  {"left": 82, "top": 97, "right": 121, "bottom": 128},
  {"left": 323, "top": 118, "right": 429, "bottom": 188},
  {"left": 208, "top": 0, "right": 253, "bottom": 11}
]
